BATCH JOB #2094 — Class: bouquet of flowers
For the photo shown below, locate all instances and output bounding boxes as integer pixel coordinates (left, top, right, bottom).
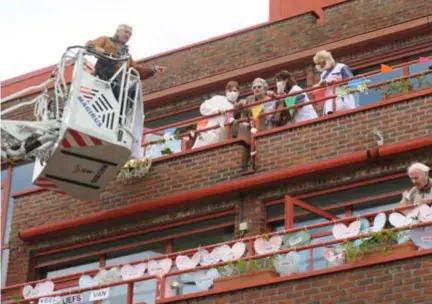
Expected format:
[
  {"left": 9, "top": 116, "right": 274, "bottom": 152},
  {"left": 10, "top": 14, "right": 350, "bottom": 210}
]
[{"left": 117, "top": 156, "right": 152, "bottom": 181}]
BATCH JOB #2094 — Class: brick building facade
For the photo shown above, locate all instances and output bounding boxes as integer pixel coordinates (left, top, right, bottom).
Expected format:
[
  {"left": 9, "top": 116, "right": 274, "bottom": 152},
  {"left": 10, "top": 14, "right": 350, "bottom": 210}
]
[{"left": 1, "top": 0, "right": 431, "bottom": 303}]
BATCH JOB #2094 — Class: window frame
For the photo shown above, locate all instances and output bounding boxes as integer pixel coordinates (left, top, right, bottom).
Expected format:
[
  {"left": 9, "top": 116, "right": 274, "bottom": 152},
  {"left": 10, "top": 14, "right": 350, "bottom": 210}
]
[{"left": 264, "top": 171, "right": 412, "bottom": 231}]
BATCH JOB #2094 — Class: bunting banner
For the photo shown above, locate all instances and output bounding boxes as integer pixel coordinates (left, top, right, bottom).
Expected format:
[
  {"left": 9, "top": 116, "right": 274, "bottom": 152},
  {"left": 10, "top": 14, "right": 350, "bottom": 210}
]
[
  {"left": 164, "top": 128, "right": 177, "bottom": 135},
  {"left": 381, "top": 64, "right": 393, "bottom": 73},
  {"left": 284, "top": 96, "right": 296, "bottom": 116},
  {"left": 197, "top": 120, "right": 208, "bottom": 130},
  {"left": 419, "top": 56, "right": 432, "bottom": 64}
]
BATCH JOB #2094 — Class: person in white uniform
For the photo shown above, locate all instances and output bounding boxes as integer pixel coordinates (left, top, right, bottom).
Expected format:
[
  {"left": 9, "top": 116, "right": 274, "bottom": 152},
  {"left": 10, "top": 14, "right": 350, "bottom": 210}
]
[
  {"left": 192, "top": 83, "right": 236, "bottom": 148},
  {"left": 273, "top": 70, "right": 318, "bottom": 124},
  {"left": 313, "top": 50, "right": 356, "bottom": 115}
]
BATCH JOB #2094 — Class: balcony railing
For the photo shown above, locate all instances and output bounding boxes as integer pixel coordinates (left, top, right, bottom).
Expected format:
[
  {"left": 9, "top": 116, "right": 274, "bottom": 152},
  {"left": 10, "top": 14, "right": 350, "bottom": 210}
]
[
  {"left": 3, "top": 199, "right": 431, "bottom": 303},
  {"left": 142, "top": 58, "right": 432, "bottom": 165}
]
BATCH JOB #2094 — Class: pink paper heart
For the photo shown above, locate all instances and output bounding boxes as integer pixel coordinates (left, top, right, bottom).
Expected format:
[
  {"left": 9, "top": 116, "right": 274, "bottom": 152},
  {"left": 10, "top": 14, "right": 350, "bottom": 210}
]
[
  {"left": 23, "top": 281, "right": 55, "bottom": 299},
  {"left": 176, "top": 252, "right": 201, "bottom": 270},
  {"left": 217, "top": 242, "right": 247, "bottom": 262},
  {"left": 199, "top": 248, "right": 221, "bottom": 266},
  {"left": 148, "top": 258, "right": 172, "bottom": 277},
  {"left": 120, "top": 263, "right": 146, "bottom": 280},
  {"left": 419, "top": 204, "right": 432, "bottom": 222},
  {"left": 254, "top": 235, "right": 282, "bottom": 255},
  {"left": 389, "top": 213, "right": 415, "bottom": 227},
  {"left": 332, "top": 221, "right": 361, "bottom": 239}
]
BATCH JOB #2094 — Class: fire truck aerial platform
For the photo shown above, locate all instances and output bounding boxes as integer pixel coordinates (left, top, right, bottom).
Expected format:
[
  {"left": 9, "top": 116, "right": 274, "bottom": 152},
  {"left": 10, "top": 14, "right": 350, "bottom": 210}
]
[{"left": 1, "top": 46, "right": 142, "bottom": 200}]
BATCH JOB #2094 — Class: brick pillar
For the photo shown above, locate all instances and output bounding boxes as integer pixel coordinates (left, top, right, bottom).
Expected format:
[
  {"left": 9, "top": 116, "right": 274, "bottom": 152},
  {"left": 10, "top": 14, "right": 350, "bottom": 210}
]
[{"left": 235, "top": 194, "right": 265, "bottom": 238}]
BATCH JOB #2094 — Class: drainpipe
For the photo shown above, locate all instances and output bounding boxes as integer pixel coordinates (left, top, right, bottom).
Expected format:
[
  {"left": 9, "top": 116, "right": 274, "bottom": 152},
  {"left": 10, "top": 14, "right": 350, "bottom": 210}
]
[{"left": 19, "top": 136, "right": 432, "bottom": 241}]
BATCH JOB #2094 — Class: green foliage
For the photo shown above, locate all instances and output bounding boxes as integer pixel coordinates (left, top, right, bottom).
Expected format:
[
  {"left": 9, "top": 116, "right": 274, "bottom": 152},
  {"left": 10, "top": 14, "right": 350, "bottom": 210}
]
[
  {"left": 217, "top": 257, "right": 276, "bottom": 277},
  {"left": 374, "top": 73, "right": 430, "bottom": 98},
  {"left": 160, "top": 147, "right": 173, "bottom": 155},
  {"left": 343, "top": 230, "right": 398, "bottom": 262}
]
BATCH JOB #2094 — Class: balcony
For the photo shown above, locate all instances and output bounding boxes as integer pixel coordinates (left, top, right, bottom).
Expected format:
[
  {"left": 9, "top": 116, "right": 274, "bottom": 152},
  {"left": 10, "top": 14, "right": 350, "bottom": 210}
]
[
  {"left": 141, "top": 59, "right": 431, "bottom": 175},
  {"left": 2, "top": 195, "right": 431, "bottom": 303}
]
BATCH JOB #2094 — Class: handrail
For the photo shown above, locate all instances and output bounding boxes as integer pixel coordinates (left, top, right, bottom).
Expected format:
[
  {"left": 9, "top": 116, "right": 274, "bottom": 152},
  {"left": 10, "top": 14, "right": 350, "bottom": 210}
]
[
  {"left": 3, "top": 202, "right": 429, "bottom": 293},
  {"left": 142, "top": 57, "right": 425, "bottom": 137}
]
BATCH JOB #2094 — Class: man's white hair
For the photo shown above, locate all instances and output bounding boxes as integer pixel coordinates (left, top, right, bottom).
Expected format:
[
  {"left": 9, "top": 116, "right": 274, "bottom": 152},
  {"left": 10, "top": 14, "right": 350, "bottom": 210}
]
[
  {"left": 408, "top": 162, "right": 430, "bottom": 174},
  {"left": 313, "top": 50, "right": 335, "bottom": 66},
  {"left": 116, "top": 24, "right": 132, "bottom": 33}
]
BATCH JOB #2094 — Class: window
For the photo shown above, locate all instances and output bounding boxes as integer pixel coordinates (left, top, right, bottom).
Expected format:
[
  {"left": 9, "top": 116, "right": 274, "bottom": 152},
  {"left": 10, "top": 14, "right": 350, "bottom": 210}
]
[
  {"left": 146, "top": 109, "right": 201, "bottom": 129},
  {"left": 1, "top": 248, "right": 9, "bottom": 288},
  {"left": 4, "top": 163, "right": 35, "bottom": 244},
  {"left": 1, "top": 163, "right": 35, "bottom": 288}
]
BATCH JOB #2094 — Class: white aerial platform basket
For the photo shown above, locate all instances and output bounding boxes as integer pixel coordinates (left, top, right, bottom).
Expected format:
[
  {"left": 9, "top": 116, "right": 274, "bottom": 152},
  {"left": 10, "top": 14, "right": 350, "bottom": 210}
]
[{"left": 1, "top": 46, "right": 142, "bottom": 199}]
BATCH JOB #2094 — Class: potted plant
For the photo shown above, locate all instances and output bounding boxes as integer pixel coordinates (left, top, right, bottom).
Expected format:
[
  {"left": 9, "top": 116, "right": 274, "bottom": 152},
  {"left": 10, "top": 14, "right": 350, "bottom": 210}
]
[
  {"left": 213, "top": 257, "right": 277, "bottom": 290},
  {"left": 343, "top": 230, "right": 417, "bottom": 263}
]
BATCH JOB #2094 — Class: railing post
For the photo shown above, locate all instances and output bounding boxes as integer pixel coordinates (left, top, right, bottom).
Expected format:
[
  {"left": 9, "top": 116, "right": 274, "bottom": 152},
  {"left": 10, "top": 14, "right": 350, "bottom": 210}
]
[
  {"left": 127, "top": 282, "right": 134, "bottom": 304},
  {"left": 284, "top": 196, "right": 294, "bottom": 230},
  {"left": 159, "top": 276, "right": 166, "bottom": 300}
]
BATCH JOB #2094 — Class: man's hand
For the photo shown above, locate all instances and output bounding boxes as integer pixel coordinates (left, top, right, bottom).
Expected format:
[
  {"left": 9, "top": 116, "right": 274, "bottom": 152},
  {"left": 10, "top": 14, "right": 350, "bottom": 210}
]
[
  {"left": 267, "top": 90, "right": 276, "bottom": 97},
  {"left": 154, "top": 66, "right": 168, "bottom": 73}
]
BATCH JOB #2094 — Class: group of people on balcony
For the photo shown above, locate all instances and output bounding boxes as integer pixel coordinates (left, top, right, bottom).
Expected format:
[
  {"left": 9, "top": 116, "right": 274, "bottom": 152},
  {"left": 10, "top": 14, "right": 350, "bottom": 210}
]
[
  {"left": 193, "top": 50, "right": 357, "bottom": 148},
  {"left": 84, "top": 24, "right": 358, "bottom": 153}
]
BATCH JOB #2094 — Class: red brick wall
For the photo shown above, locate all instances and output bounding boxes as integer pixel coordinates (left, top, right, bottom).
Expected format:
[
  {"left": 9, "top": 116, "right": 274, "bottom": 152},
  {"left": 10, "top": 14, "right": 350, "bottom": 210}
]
[
  {"left": 141, "top": 0, "right": 431, "bottom": 95},
  {"left": 12, "top": 140, "right": 249, "bottom": 229},
  {"left": 255, "top": 95, "right": 432, "bottom": 172},
  {"left": 174, "top": 256, "right": 431, "bottom": 304}
]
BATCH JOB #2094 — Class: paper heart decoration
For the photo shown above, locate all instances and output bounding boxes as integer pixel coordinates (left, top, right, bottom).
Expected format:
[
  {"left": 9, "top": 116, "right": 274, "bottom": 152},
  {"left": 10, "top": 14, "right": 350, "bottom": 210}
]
[
  {"left": 410, "top": 227, "right": 432, "bottom": 249},
  {"left": 323, "top": 246, "right": 345, "bottom": 266},
  {"left": 354, "top": 214, "right": 387, "bottom": 246},
  {"left": 273, "top": 252, "right": 301, "bottom": 276},
  {"left": 332, "top": 220, "right": 361, "bottom": 240},
  {"left": 283, "top": 231, "right": 311, "bottom": 248},
  {"left": 199, "top": 248, "right": 221, "bottom": 266},
  {"left": 389, "top": 211, "right": 418, "bottom": 228},
  {"left": 418, "top": 204, "right": 432, "bottom": 222},
  {"left": 254, "top": 235, "right": 282, "bottom": 255},
  {"left": 78, "top": 274, "right": 99, "bottom": 288},
  {"left": 217, "top": 242, "right": 246, "bottom": 262},
  {"left": 148, "top": 258, "right": 172, "bottom": 277},
  {"left": 370, "top": 213, "right": 387, "bottom": 233},
  {"left": 96, "top": 267, "right": 121, "bottom": 285},
  {"left": 194, "top": 268, "right": 220, "bottom": 291},
  {"left": 396, "top": 230, "right": 411, "bottom": 244},
  {"left": 120, "top": 263, "right": 147, "bottom": 280},
  {"left": 176, "top": 251, "right": 201, "bottom": 270},
  {"left": 22, "top": 281, "right": 55, "bottom": 299}
]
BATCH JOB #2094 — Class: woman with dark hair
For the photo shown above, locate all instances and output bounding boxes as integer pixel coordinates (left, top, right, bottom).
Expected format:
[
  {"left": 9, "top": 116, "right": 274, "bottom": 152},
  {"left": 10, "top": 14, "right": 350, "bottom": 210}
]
[{"left": 274, "top": 70, "right": 317, "bottom": 124}]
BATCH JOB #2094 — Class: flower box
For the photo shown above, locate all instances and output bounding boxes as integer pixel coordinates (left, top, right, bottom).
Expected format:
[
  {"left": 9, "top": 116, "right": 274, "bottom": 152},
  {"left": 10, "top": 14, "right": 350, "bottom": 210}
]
[{"left": 213, "top": 269, "right": 277, "bottom": 290}]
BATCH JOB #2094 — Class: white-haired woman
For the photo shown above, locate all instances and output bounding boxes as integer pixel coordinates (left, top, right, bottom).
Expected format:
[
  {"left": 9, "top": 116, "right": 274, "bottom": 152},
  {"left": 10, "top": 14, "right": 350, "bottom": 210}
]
[
  {"left": 239, "top": 78, "right": 276, "bottom": 130},
  {"left": 313, "top": 50, "right": 356, "bottom": 115}
]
